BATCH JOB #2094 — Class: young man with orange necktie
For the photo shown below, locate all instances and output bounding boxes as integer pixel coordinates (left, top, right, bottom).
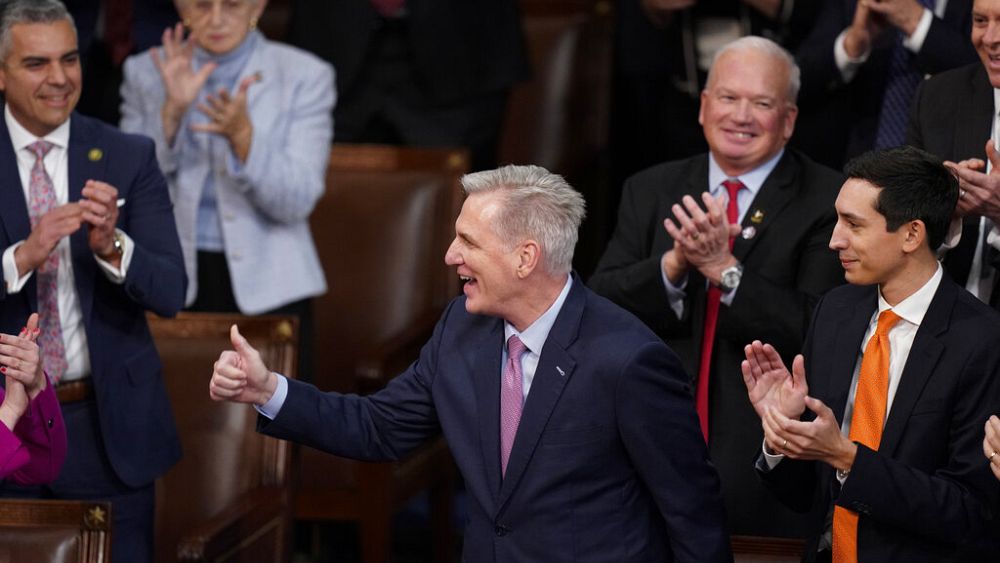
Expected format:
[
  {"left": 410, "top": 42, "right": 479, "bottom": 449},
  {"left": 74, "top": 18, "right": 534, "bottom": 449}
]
[{"left": 745, "top": 145, "right": 1000, "bottom": 562}]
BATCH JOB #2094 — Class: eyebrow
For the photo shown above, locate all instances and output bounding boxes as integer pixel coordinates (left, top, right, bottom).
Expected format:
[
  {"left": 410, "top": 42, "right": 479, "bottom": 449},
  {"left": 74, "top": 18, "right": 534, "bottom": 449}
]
[{"left": 19, "top": 49, "right": 79, "bottom": 65}]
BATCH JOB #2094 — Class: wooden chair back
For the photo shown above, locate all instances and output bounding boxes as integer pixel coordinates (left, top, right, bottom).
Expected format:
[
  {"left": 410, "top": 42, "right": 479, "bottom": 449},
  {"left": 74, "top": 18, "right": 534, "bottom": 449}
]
[
  {"left": 0, "top": 499, "right": 111, "bottom": 563},
  {"left": 149, "top": 312, "right": 298, "bottom": 562}
]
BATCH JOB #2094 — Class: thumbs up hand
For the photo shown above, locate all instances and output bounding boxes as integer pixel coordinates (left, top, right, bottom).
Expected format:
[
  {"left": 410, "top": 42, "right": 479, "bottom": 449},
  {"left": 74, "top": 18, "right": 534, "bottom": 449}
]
[{"left": 209, "top": 324, "right": 277, "bottom": 406}]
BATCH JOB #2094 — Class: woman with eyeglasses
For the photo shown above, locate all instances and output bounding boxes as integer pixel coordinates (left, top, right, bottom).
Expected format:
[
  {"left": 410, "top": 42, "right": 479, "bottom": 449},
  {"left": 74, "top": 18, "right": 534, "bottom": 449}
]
[{"left": 120, "top": 0, "right": 333, "bottom": 374}]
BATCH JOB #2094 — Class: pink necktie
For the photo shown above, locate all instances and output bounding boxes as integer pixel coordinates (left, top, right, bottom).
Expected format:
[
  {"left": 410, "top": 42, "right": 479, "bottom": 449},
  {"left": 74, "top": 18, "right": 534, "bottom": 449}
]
[
  {"left": 27, "top": 140, "right": 67, "bottom": 382},
  {"left": 500, "top": 335, "right": 527, "bottom": 476},
  {"left": 695, "top": 179, "right": 742, "bottom": 441}
]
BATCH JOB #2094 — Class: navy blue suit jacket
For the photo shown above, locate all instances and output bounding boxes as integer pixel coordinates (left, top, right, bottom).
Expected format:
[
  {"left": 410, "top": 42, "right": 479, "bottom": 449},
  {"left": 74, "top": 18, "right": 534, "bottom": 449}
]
[
  {"left": 0, "top": 110, "right": 187, "bottom": 488},
  {"left": 261, "top": 277, "right": 731, "bottom": 562},
  {"left": 758, "top": 278, "right": 1000, "bottom": 561}
]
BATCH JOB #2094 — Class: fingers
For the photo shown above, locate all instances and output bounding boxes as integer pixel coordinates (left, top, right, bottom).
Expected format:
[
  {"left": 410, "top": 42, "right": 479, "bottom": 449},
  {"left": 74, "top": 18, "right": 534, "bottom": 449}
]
[
  {"left": 209, "top": 352, "right": 248, "bottom": 401},
  {"left": 24, "top": 313, "right": 39, "bottom": 340},
  {"left": 791, "top": 354, "right": 807, "bottom": 388},
  {"left": 804, "top": 395, "right": 832, "bottom": 420},
  {"left": 80, "top": 180, "right": 119, "bottom": 226},
  {"left": 236, "top": 72, "right": 262, "bottom": 97},
  {"left": 986, "top": 140, "right": 1000, "bottom": 174}
]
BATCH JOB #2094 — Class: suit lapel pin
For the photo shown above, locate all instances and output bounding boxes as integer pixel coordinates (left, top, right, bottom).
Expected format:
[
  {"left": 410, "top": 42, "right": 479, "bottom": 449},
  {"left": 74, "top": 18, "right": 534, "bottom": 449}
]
[
  {"left": 555, "top": 366, "right": 565, "bottom": 377},
  {"left": 88, "top": 148, "right": 103, "bottom": 162},
  {"left": 750, "top": 209, "right": 764, "bottom": 224},
  {"left": 741, "top": 226, "right": 757, "bottom": 240}
]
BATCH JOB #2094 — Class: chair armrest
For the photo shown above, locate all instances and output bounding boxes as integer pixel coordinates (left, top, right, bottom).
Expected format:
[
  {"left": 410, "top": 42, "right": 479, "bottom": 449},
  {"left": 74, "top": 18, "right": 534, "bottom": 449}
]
[
  {"left": 354, "top": 309, "right": 441, "bottom": 394},
  {"left": 177, "top": 486, "right": 288, "bottom": 562}
]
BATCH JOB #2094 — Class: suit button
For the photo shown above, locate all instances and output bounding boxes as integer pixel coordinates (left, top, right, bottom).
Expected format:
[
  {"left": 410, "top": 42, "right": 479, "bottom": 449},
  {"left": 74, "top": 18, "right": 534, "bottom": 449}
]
[
  {"left": 231, "top": 251, "right": 242, "bottom": 261},
  {"left": 47, "top": 418, "right": 54, "bottom": 428},
  {"left": 494, "top": 524, "right": 510, "bottom": 537}
]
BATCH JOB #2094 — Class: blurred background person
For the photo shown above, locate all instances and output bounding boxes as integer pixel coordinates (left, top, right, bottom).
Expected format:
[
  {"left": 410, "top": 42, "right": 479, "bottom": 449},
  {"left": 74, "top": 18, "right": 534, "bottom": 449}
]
[
  {"left": 120, "top": 0, "right": 333, "bottom": 375},
  {"left": 285, "top": 0, "right": 529, "bottom": 172},
  {"left": 793, "top": 0, "right": 975, "bottom": 169},
  {"left": 0, "top": 314, "right": 66, "bottom": 485},
  {"left": 67, "top": 0, "right": 180, "bottom": 125}
]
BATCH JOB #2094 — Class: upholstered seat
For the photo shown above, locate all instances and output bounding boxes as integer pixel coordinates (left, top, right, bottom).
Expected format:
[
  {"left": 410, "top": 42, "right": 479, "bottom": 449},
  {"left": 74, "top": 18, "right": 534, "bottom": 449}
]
[{"left": 0, "top": 499, "right": 112, "bottom": 563}]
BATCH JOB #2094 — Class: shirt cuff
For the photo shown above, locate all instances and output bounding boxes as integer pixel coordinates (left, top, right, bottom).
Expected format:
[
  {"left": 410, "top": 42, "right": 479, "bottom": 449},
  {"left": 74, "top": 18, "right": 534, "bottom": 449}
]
[
  {"left": 93, "top": 229, "right": 133, "bottom": 284},
  {"left": 761, "top": 439, "right": 784, "bottom": 470},
  {"left": 939, "top": 216, "right": 963, "bottom": 253},
  {"left": 3, "top": 241, "right": 32, "bottom": 294},
  {"left": 254, "top": 373, "right": 288, "bottom": 420},
  {"left": 834, "top": 29, "right": 870, "bottom": 83},
  {"left": 902, "top": 8, "right": 934, "bottom": 53},
  {"left": 661, "top": 267, "right": 687, "bottom": 320}
]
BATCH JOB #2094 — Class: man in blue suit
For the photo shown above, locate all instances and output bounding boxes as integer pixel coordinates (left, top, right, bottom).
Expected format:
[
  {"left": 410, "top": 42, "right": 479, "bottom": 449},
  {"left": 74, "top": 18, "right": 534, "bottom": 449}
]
[
  {"left": 211, "top": 164, "right": 731, "bottom": 562},
  {"left": 0, "top": 2, "right": 186, "bottom": 562}
]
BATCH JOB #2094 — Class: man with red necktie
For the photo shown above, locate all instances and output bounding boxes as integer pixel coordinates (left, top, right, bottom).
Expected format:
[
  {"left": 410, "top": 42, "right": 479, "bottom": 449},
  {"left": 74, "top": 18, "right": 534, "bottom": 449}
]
[
  {"left": 589, "top": 35, "right": 845, "bottom": 538},
  {"left": 746, "top": 145, "right": 1000, "bottom": 562}
]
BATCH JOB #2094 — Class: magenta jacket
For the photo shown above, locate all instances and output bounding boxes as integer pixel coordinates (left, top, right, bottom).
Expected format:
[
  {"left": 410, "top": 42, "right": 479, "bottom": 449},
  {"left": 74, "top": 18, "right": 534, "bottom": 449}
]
[{"left": 0, "top": 385, "right": 66, "bottom": 484}]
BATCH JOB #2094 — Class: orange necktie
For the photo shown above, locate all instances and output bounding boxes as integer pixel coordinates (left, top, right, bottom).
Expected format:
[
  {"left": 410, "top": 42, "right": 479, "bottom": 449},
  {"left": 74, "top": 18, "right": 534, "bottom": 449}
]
[{"left": 832, "top": 309, "right": 902, "bottom": 563}]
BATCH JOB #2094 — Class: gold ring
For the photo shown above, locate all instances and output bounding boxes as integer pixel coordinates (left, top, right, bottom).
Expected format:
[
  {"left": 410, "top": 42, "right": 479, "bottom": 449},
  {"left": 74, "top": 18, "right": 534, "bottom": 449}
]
[
  {"left": 781, "top": 439, "right": 788, "bottom": 449},
  {"left": 960, "top": 189, "right": 966, "bottom": 198},
  {"left": 691, "top": 233, "right": 700, "bottom": 241},
  {"left": 990, "top": 451, "right": 997, "bottom": 463}
]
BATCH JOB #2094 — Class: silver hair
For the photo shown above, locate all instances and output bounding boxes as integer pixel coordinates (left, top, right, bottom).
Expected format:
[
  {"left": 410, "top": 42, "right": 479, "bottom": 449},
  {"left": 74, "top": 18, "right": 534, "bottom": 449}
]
[
  {"left": 706, "top": 35, "right": 800, "bottom": 104},
  {"left": 0, "top": 0, "right": 75, "bottom": 63},
  {"left": 461, "top": 164, "right": 586, "bottom": 276}
]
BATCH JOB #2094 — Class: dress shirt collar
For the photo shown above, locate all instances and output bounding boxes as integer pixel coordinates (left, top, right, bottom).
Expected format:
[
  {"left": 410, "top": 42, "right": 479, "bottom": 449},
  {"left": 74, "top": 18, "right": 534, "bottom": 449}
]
[
  {"left": 5, "top": 104, "right": 70, "bottom": 151},
  {"left": 707, "top": 148, "right": 784, "bottom": 198},
  {"left": 875, "top": 264, "right": 943, "bottom": 328},
  {"left": 504, "top": 274, "right": 573, "bottom": 356}
]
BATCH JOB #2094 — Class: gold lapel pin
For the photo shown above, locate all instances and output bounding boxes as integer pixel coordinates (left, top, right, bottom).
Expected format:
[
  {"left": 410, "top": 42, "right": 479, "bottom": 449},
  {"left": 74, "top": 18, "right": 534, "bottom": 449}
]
[
  {"left": 750, "top": 209, "right": 765, "bottom": 224},
  {"left": 88, "top": 148, "right": 103, "bottom": 162}
]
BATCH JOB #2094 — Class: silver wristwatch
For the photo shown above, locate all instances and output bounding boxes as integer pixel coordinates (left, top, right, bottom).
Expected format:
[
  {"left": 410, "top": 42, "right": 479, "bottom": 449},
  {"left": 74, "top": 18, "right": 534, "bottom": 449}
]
[{"left": 718, "top": 263, "right": 743, "bottom": 293}]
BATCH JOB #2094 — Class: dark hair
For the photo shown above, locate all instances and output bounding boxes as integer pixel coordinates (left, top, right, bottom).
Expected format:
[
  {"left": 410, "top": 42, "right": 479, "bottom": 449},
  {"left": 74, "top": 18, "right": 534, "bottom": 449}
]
[
  {"left": 0, "top": 1, "right": 74, "bottom": 63},
  {"left": 843, "top": 145, "right": 958, "bottom": 250}
]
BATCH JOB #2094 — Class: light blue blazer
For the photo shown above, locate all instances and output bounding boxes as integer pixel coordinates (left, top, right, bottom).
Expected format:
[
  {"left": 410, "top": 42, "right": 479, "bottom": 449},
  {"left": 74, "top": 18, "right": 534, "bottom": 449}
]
[{"left": 120, "top": 37, "right": 334, "bottom": 314}]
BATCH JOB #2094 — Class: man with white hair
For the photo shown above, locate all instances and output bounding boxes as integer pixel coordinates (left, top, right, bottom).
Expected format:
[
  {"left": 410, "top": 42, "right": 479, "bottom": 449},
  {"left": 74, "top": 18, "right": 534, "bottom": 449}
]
[
  {"left": 210, "top": 164, "right": 731, "bottom": 562},
  {"left": 590, "top": 35, "right": 846, "bottom": 538}
]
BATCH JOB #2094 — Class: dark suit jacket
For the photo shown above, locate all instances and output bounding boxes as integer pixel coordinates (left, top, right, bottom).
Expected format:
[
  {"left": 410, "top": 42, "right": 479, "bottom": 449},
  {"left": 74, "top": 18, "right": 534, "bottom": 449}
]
[
  {"left": 794, "top": 0, "right": 975, "bottom": 163},
  {"left": 758, "top": 278, "right": 1000, "bottom": 562},
  {"left": 907, "top": 62, "right": 995, "bottom": 289},
  {"left": 588, "top": 149, "right": 845, "bottom": 537},
  {"left": 261, "top": 277, "right": 731, "bottom": 562},
  {"left": 287, "top": 0, "right": 529, "bottom": 106},
  {"left": 0, "top": 111, "right": 186, "bottom": 488}
]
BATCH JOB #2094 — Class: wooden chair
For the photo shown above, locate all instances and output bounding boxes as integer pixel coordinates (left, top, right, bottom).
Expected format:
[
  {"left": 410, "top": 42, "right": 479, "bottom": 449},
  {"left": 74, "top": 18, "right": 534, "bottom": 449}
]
[
  {"left": 0, "top": 499, "right": 111, "bottom": 563},
  {"left": 301, "top": 143, "right": 467, "bottom": 563},
  {"left": 731, "top": 535, "right": 806, "bottom": 562},
  {"left": 148, "top": 313, "right": 298, "bottom": 563},
  {"left": 500, "top": 0, "right": 614, "bottom": 275}
]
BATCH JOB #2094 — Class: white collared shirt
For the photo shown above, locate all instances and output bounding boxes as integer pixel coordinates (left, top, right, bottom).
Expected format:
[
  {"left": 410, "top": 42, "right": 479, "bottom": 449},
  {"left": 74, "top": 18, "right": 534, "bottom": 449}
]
[
  {"left": 503, "top": 275, "right": 573, "bottom": 399},
  {"left": 0, "top": 106, "right": 132, "bottom": 381},
  {"left": 662, "top": 149, "right": 785, "bottom": 317},
  {"left": 763, "top": 265, "right": 944, "bottom": 470}
]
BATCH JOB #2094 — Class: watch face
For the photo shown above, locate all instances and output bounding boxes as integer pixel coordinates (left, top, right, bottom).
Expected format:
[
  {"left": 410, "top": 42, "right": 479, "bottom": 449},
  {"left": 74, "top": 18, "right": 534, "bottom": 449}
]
[{"left": 721, "top": 268, "right": 741, "bottom": 290}]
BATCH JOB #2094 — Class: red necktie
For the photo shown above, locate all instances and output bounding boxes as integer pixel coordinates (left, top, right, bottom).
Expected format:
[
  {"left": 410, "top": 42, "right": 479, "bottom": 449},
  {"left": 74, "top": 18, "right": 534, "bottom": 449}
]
[
  {"left": 104, "top": 0, "right": 134, "bottom": 66},
  {"left": 695, "top": 179, "right": 742, "bottom": 441},
  {"left": 832, "top": 310, "right": 902, "bottom": 563},
  {"left": 370, "top": 0, "right": 405, "bottom": 17}
]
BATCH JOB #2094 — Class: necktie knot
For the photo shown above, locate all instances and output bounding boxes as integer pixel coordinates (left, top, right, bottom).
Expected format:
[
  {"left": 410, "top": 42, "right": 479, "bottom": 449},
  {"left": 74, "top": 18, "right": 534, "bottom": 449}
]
[
  {"left": 722, "top": 179, "right": 744, "bottom": 201},
  {"left": 507, "top": 335, "right": 527, "bottom": 362},
  {"left": 874, "top": 310, "right": 902, "bottom": 339},
  {"left": 28, "top": 140, "right": 53, "bottom": 161}
]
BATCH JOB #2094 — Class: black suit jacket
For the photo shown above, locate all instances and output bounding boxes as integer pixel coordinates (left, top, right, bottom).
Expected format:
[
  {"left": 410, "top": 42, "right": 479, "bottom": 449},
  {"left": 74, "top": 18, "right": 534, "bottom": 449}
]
[
  {"left": 287, "top": 0, "right": 529, "bottom": 106},
  {"left": 907, "top": 62, "right": 995, "bottom": 289},
  {"left": 261, "top": 277, "right": 731, "bottom": 562},
  {"left": 588, "top": 149, "right": 845, "bottom": 536},
  {"left": 758, "top": 278, "right": 1000, "bottom": 561},
  {"left": 794, "top": 0, "right": 975, "bottom": 162},
  {"left": 0, "top": 111, "right": 186, "bottom": 487}
]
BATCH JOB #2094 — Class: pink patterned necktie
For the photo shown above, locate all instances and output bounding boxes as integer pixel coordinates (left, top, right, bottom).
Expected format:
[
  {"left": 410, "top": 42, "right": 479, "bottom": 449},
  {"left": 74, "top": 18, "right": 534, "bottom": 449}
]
[
  {"left": 500, "top": 334, "right": 528, "bottom": 477},
  {"left": 27, "top": 140, "right": 67, "bottom": 382}
]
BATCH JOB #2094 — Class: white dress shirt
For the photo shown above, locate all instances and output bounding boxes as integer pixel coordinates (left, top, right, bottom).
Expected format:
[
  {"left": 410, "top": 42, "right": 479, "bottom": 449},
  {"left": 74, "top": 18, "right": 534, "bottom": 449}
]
[
  {"left": 762, "top": 265, "right": 944, "bottom": 471},
  {"left": 0, "top": 106, "right": 133, "bottom": 381},
  {"left": 834, "top": 0, "right": 948, "bottom": 83},
  {"left": 662, "top": 149, "right": 784, "bottom": 318}
]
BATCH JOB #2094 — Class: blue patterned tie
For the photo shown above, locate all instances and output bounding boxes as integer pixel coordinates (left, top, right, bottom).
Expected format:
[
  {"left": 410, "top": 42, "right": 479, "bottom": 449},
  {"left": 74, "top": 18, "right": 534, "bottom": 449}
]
[{"left": 874, "top": 0, "right": 935, "bottom": 149}]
